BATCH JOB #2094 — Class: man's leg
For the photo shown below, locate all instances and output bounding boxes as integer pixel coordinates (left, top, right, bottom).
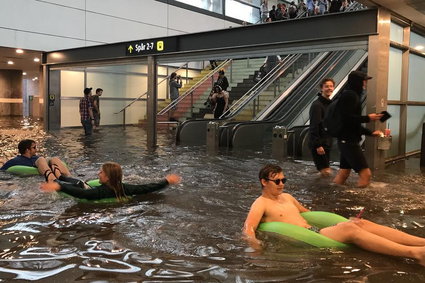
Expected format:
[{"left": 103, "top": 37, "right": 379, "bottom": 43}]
[
  {"left": 320, "top": 222, "right": 425, "bottom": 265},
  {"left": 357, "top": 168, "right": 372, "bottom": 188},
  {"left": 49, "top": 157, "right": 71, "bottom": 178},
  {"left": 35, "top": 157, "right": 56, "bottom": 182},
  {"left": 352, "top": 218, "right": 425, "bottom": 246},
  {"left": 333, "top": 169, "right": 350, "bottom": 185}
]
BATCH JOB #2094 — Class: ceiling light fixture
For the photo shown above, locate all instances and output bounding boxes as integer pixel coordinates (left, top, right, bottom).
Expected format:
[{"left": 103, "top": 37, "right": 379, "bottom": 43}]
[
  {"left": 16, "top": 49, "right": 24, "bottom": 54},
  {"left": 22, "top": 72, "right": 27, "bottom": 75},
  {"left": 7, "top": 60, "right": 14, "bottom": 65},
  {"left": 415, "top": 45, "right": 424, "bottom": 50},
  {"left": 34, "top": 58, "right": 40, "bottom": 62}
]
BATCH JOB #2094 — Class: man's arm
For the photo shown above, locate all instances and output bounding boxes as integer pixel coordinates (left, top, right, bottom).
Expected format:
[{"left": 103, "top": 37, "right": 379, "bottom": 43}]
[
  {"left": 243, "top": 198, "right": 265, "bottom": 243},
  {"left": 288, "top": 194, "right": 310, "bottom": 213}
]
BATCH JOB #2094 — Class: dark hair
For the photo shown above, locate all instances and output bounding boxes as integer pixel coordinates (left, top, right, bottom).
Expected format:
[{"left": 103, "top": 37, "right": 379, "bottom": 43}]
[
  {"left": 18, "top": 139, "right": 36, "bottom": 154},
  {"left": 96, "top": 88, "right": 103, "bottom": 93},
  {"left": 218, "top": 69, "right": 225, "bottom": 75},
  {"left": 259, "top": 164, "right": 283, "bottom": 185},
  {"left": 320, "top": 78, "right": 335, "bottom": 88},
  {"left": 213, "top": 85, "right": 222, "bottom": 93},
  {"left": 170, "top": 72, "right": 177, "bottom": 81},
  {"left": 102, "top": 162, "right": 127, "bottom": 201}
]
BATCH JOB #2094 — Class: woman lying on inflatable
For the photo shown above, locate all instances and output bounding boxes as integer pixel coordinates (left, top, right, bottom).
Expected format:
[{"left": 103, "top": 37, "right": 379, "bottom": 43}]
[
  {"left": 40, "top": 160, "right": 181, "bottom": 203},
  {"left": 244, "top": 164, "right": 425, "bottom": 266}
]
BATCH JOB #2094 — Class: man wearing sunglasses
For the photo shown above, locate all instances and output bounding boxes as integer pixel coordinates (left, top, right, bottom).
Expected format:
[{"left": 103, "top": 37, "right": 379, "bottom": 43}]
[
  {"left": 243, "top": 164, "right": 425, "bottom": 265},
  {"left": 1, "top": 139, "right": 70, "bottom": 182}
]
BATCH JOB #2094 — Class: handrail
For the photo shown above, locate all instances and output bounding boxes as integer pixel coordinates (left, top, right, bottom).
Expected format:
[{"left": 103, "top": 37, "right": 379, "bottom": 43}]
[
  {"left": 157, "top": 59, "right": 232, "bottom": 116},
  {"left": 114, "top": 62, "right": 190, "bottom": 114},
  {"left": 255, "top": 52, "right": 328, "bottom": 120},
  {"left": 220, "top": 54, "right": 301, "bottom": 118}
]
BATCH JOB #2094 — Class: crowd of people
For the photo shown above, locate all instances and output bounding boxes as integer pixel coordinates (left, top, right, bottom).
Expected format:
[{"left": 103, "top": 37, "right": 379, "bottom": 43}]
[
  {"left": 261, "top": 0, "right": 358, "bottom": 23},
  {"left": 79, "top": 87, "right": 103, "bottom": 136}
]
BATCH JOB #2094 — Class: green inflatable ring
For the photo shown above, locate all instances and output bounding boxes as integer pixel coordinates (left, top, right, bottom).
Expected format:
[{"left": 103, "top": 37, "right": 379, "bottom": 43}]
[
  {"left": 257, "top": 211, "right": 350, "bottom": 248},
  {"left": 59, "top": 179, "right": 130, "bottom": 204},
  {"left": 6, "top": 165, "right": 39, "bottom": 176}
]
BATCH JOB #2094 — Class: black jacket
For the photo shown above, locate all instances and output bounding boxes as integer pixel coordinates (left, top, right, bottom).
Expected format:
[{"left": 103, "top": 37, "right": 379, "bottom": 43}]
[
  {"left": 338, "top": 75, "right": 372, "bottom": 142},
  {"left": 57, "top": 178, "right": 169, "bottom": 200},
  {"left": 309, "top": 93, "right": 332, "bottom": 149}
]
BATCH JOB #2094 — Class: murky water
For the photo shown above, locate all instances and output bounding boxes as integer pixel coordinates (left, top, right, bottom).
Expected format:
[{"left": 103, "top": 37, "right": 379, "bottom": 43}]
[{"left": 0, "top": 119, "right": 425, "bottom": 282}]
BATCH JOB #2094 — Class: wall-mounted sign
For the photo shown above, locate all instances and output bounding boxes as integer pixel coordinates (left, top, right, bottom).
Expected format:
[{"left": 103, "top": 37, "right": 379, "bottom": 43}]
[{"left": 125, "top": 37, "right": 178, "bottom": 56}]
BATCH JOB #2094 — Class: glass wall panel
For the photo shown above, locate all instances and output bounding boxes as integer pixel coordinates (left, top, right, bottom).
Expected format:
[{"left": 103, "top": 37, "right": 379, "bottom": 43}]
[
  {"left": 385, "top": 105, "right": 400, "bottom": 158},
  {"left": 175, "top": 0, "right": 223, "bottom": 14},
  {"left": 408, "top": 53, "right": 425, "bottom": 102},
  {"left": 225, "top": 0, "right": 260, "bottom": 23},
  {"left": 406, "top": 105, "right": 425, "bottom": 153},
  {"left": 390, "top": 22, "right": 404, "bottom": 43},
  {"left": 387, "top": 47, "right": 403, "bottom": 100},
  {"left": 410, "top": 32, "right": 425, "bottom": 52}
]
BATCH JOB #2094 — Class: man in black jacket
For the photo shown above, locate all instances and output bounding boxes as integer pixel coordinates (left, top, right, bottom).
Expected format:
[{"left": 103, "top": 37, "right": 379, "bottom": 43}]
[
  {"left": 333, "top": 71, "right": 383, "bottom": 188},
  {"left": 309, "top": 78, "right": 335, "bottom": 176}
]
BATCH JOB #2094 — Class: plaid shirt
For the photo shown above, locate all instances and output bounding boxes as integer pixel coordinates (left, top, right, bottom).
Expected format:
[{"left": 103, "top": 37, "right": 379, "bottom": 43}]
[{"left": 79, "top": 96, "right": 93, "bottom": 120}]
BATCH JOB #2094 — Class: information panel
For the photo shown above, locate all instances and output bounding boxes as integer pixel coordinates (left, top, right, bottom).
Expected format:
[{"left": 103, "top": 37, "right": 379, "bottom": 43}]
[{"left": 125, "top": 37, "right": 178, "bottom": 56}]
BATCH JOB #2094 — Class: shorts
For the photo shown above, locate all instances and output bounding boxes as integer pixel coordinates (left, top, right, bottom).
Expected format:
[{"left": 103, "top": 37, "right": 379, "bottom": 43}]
[
  {"left": 310, "top": 145, "right": 331, "bottom": 171},
  {"left": 308, "top": 226, "right": 321, "bottom": 233},
  {"left": 338, "top": 140, "right": 368, "bottom": 173}
]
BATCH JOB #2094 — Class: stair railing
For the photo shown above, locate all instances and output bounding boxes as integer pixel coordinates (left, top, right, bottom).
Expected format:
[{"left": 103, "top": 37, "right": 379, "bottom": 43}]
[
  {"left": 114, "top": 62, "right": 190, "bottom": 126},
  {"left": 157, "top": 59, "right": 232, "bottom": 117},
  {"left": 220, "top": 54, "right": 301, "bottom": 119}
]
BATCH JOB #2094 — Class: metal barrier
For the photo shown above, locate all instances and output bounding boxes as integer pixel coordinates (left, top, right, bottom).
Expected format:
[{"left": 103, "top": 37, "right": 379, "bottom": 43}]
[
  {"left": 206, "top": 121, "right": 220, "bottom": 154},
  {"left": 271, "top": 126, "right": 288, "bottom": 160}
]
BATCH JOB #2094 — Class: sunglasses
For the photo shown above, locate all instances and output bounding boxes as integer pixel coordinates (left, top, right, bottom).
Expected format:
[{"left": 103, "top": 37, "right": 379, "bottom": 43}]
[{"left": 265, "top": 177, "right": 287, "bottom": 185}]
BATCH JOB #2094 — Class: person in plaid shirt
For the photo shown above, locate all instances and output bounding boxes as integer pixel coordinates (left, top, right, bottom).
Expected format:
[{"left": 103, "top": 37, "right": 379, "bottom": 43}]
[{"left": 79, "top": 87, "right": 95, "bottom": 135}]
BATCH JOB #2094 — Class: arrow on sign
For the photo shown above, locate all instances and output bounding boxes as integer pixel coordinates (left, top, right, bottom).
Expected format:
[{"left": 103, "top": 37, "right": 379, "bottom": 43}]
[{"left": 128, "top": 45, "right": 134, "bottom": 53}]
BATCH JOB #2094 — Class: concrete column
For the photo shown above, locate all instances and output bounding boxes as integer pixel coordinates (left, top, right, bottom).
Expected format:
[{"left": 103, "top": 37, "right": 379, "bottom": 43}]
[
  {"left": 365, "top": 8, "right": 391, "bottom": 170},
  {"left": 0, "top": 69, "right": 23, "bottom": 116},
  {"left": 147, "top": 56, "right": 157, "bottom": 149}
]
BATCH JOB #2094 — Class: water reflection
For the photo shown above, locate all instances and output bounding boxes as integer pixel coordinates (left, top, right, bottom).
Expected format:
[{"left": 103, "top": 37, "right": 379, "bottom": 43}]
[{"left": 0, "top": 122, "right": 424, "bottom": 281}]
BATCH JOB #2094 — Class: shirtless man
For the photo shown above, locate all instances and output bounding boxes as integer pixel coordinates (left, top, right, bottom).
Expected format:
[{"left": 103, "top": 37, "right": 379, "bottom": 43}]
[{"left": 243, "top": 164, "right": 425, "bottom": 266}]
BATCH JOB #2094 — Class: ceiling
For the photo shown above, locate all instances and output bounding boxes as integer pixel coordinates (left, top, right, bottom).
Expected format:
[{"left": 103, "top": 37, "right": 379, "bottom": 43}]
[
  {"left": 358, "top": 0, "right": 425, "bottom": 28},
  {"left": 0, "top": 47, "right": 42, "bottom": 80}
]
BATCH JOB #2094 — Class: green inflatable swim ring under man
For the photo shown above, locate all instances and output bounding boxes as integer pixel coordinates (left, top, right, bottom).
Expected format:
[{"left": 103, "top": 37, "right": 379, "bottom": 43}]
[
  {"left": 258, "top": 211, "right": 350, "bottom": 248},
  {"left": 6, "top": 165, "right": 39, "bottom": 176}
]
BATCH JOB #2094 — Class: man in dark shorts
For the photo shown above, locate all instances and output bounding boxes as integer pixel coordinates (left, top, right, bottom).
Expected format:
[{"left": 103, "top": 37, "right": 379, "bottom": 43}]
[
  {"left": 0, "top": 139, "right": 70, "bottom": 182},
  {"left": 243, "top": 164, "right": 425, "bottom": 266},
  {"left": 309, "top": 78, "right": 335, "bottom": 176},
  {"left": 333, "top": 71, "right": 383, "bottom": 187}
]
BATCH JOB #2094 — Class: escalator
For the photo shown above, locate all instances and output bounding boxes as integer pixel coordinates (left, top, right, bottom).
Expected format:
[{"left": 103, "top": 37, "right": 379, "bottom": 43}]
[
  {"left": 225, "top": 49, "right": 368, "bottom": 149},
  {"left": 176, "top": 52, "right": 324, "bottom": 145}
]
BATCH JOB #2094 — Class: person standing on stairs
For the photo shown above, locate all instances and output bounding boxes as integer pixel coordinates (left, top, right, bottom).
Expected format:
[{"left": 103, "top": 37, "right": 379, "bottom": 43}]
[
  {"left": 216, "top": 69, "right": 229, "bottom": 91},
  {"left": 211, "top": 85, "right": 229, "bottom": 119},
  {"left": 169, "top": 72, "right": 182, "bottom": 120}
]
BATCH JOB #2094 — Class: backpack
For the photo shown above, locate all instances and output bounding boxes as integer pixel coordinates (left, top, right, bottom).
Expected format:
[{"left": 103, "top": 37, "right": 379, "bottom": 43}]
[{"left": 323, "top": 95, "right": 342, "bottom": 137}]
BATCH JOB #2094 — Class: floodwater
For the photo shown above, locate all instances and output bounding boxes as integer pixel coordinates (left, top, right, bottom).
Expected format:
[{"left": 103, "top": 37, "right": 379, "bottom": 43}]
[{"left": 0, "top": 119, "right": 425, "bottom": 282}]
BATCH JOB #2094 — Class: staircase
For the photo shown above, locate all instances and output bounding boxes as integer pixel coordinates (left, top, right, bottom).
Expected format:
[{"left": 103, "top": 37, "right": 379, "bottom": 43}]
[
  {"left": 232, "top": 54, "right": 315, "bottom": 121},
  {"left": 185, "top": 58, "right": 265, "bottom": 120}
]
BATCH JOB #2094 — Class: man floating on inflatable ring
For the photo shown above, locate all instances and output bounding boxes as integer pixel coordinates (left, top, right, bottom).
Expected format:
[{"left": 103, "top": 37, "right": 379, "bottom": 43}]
[{"left": 243, "top": 164, "right": 425, "bottom": 266}]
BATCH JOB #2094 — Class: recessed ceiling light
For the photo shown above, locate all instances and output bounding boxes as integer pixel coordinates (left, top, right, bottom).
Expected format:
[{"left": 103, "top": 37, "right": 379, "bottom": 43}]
[
  {"left": 16, "top": 49, "right": 24, "bottom": 54},
  {"left": 415, "top": 45, "right": 424, "bottom": 50},
  {"left": 34, "top": 58, "right": 40, "bottom": 62},
  {"left": 32, "top": 77, "right": 38, "bottom": 81},
  {"left": 22, "top": 72, "right": 27, "bottom": 75},
  {"left": 7, "top": 60, "right": 14, "bottom": 65}
]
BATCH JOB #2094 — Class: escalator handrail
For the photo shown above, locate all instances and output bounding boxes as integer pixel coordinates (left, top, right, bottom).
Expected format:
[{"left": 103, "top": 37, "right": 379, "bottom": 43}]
[{"left": 220, "top": 54, "right": 301, "bottom": 119}]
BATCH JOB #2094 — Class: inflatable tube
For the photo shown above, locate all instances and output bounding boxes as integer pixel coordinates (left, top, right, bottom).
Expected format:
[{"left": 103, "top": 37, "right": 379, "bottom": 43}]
[
  {"left": 257, "top": 211, "right": 350, "bottom": 248},
  {"left": 59, "top": 179, "right": 129, "bottom": 204},
  {"left": 6, "top": 165, "right": 39, "bottom": 176}
]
